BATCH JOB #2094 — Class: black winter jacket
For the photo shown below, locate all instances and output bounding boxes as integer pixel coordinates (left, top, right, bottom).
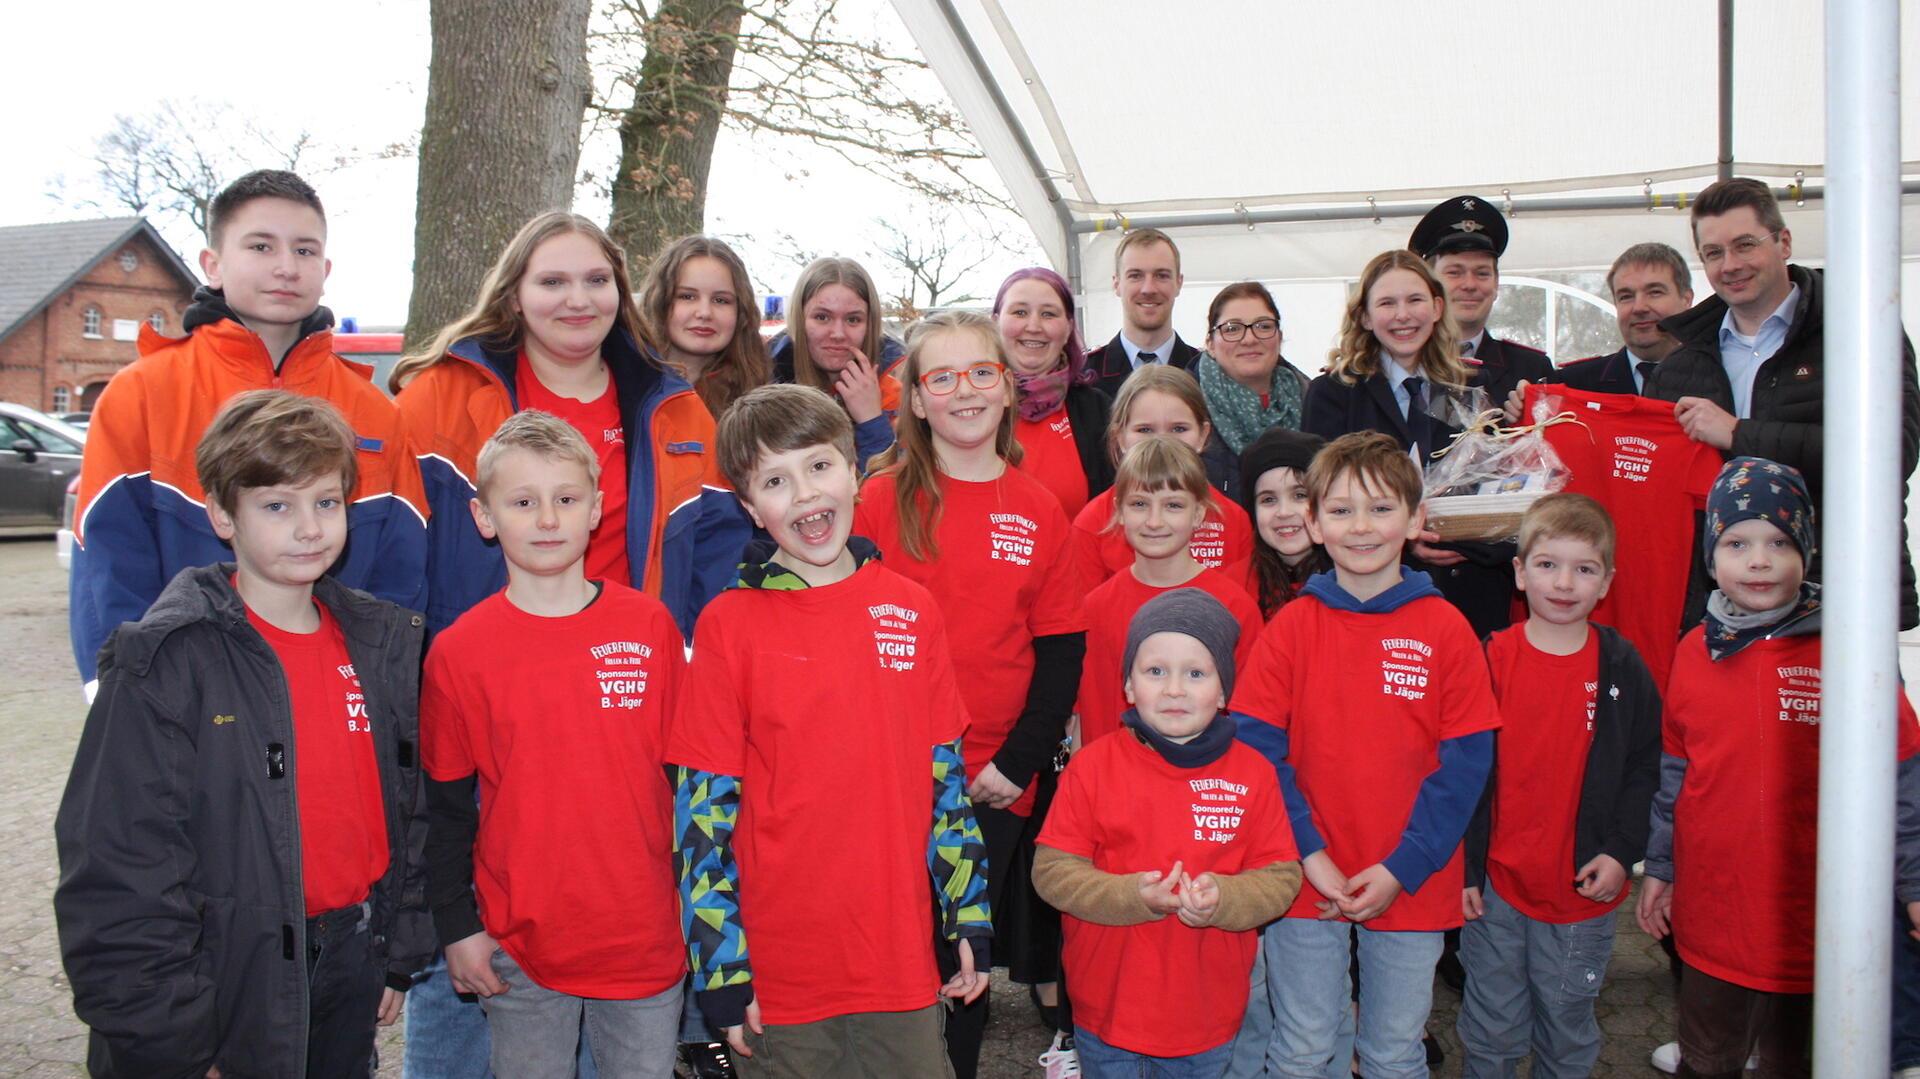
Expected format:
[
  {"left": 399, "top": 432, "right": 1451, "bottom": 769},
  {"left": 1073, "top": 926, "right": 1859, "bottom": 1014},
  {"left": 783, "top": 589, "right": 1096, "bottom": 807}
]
[
  {"left": 55, "top": 566, "right": 431, "bottom": 1079},
  {"left": 1647, "top": 264, "right": 1920, "bottom": 628},
  {"left": 1465, "top": 624, "right": 1663, "bottom": 890},
  {"left": 1062, "top": 381, "right": 1117, "bottom": 500}
]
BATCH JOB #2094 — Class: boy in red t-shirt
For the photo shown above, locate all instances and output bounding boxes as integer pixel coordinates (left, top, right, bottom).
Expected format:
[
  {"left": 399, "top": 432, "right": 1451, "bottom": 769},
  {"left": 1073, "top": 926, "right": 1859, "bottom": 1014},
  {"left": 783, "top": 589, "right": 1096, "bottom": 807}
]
[
  {"left": 1456, "top": 493, "right": 1662, "bottom": 1076},
  {"left": 54, "top": 391, "right": 429, "bottom": 1079},
  {"left": 1229, "top": 431, "right": 1502, "bottom": 1077},
  {"left": 1637, "top": 458, "right": 1920, "bottom": 1079},
  {"left": 667, "top": 384, "right": 992, "bottom": 1078},
  {"left": 1036, "top": 587, "right": 1300, "bottom": 1071},
  {"left": 420, "top": 411, "right": 686, "bottom": 1076}
]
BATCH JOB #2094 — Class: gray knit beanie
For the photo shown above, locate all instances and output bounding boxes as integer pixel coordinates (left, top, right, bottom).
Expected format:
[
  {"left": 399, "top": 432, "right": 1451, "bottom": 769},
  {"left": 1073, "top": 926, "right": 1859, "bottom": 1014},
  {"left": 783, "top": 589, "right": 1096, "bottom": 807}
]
[{"left": 1122, "top": 587, "right": 1242, "bottom": 699}]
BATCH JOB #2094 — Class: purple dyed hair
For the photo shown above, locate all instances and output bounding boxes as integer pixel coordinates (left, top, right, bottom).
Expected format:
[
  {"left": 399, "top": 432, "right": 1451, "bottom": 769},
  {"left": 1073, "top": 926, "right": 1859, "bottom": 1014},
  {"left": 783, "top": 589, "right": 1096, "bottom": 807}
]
[{"left": 991, "top": 267, "right": 1095, "bottom": 386}]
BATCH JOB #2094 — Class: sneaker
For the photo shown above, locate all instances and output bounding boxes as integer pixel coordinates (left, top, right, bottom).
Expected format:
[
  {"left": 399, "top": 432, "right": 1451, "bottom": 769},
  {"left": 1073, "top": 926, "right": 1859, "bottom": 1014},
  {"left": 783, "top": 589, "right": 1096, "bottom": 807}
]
[
  {"left": 1038, "top": 1031, "right": 1081, "bottom": 1078},
  {"left": 679, "top": 1041, "right": 735, "bottom": 1078},
  {"left": 1650, "top": 1041, "right": 1680, "bottom": 1074}
]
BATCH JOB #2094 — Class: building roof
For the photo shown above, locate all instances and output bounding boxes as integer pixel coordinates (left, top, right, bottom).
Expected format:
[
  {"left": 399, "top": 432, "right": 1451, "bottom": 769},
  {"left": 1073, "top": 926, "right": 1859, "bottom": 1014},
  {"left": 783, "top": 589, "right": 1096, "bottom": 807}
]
[{"left": 0, "top": 217, "right": 201, "bottom": 344}]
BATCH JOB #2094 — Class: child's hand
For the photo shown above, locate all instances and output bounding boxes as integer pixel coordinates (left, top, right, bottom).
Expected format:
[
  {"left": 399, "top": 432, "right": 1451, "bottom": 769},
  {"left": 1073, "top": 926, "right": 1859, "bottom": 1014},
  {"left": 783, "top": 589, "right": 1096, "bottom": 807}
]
[
  {"left": 1176, "top": 871, "right": 1223, "bottom": 928},
  {"left": 206, "top": 1068, "right": 221, "bottom": 1079},
  {"left": 1636, "top": 877, "right": 1673, "bottom": 939},
  {"left": 724, "top": 999, "right": 764, "bottom": 1059},
  {"left": 940, "top": 937, "right": 990, "bottom": 1005},
  {"left": 1301, "top": 851, "right": 1350, "bottom": 920},
  {"left": 835, "top": 348, "right": 884, "bottom": 423},
  {"left": 1338, "top": 864, "right": 1403, "bottom": 922},
  {"left": 376, "top": 987, "right": 404, "bottom": 1026},
  {"left": 1462, "top": 886, "right": 1485, "bottom": 921},
  {"left": 1138, "top": 861, "right": 1185, "bottom": 917},
  {"left": 1908, "top": 900, "right": 1920, "bottom": 943},
  {"left": 1575, "top": 854, "right": 1628, "bottom": 904},
  {"left": 967, "top": 763, "right": 1024, "bottom": 810},
  {"left": 445, "top": 930, "right": 508, "bottom": 998}
]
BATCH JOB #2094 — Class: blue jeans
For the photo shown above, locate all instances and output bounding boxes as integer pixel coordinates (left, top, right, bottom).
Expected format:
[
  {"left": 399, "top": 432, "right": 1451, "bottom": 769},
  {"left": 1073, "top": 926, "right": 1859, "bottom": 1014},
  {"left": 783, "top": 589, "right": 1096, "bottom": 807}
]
[
  {"left": 1455, "top": 879, "right": 1613, "bottom": 1079},
  {"left": 481, "top": 948, "right": 680, "bottom": 1078},
  {"left": 1075, "top": 1025, "right": 1235, "bottom": 1078},
  {"left": 1265, "top": 918, "right": 1442, "bottom": 1079},
  {"left": 404, "top": 953, "right": 602, "bottom": 1078},
  {"left": 1232, "top": 933, "right": 1359, "bottom": 1079}
]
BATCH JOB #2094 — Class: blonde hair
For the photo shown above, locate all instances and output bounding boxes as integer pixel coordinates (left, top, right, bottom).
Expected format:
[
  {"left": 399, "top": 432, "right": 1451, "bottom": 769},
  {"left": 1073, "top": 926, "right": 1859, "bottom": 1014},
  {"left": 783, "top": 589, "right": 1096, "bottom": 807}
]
[
  {"left": 1105, "top": 364, "right": 1214, "bottom": 465},
  {"left": 196, "top": 390, "right": 358, "bottom": 513},
  {"left": 389, "top": 212, "right": 655, "bottom": 393},
  {"left": 639, "top": 235, "right": 766, "bottom": 417},
  {"left": 1109, "top": 436, "right": 1216, "bottom": 533},
  {"left": 1517, "top": 492, "right": 1617, "bottom": 570},
  {"left": 1114, "top": 227, "right": 1182, "bottom": 276},
  {"left": 475, "top": 410, "right": 600, "bottom": 499},
  {"left": 789, "top": 257, "right": 885, "bottom": 396},
  {"left": 715, "top": 383, "right": 856, "bottom": 494},
  {"left": 871, "top": 312, "right": 1020, "bottom": 562},
  {"left": 1326, "top": 250, "right": 1468, "bottom": 389},
  {"left": 1304, "top": 430, "right": 1423, "bottom": 513}
]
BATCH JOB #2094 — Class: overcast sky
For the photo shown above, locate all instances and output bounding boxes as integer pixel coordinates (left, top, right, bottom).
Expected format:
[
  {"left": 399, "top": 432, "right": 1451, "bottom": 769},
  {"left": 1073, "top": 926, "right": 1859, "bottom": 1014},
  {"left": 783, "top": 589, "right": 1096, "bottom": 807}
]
[{"left": 2, "top": 0, "right": 1040, "bottom": 328}]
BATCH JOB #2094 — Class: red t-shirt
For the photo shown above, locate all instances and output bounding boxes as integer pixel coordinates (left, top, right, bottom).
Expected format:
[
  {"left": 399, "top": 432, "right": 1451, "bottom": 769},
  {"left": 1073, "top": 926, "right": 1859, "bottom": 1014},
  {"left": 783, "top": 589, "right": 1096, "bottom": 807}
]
[
  {"left": 518, "top": 361, "right": 632, "bottom": 587},
  {"left": 1039, "top": 731, "right": 1296, "bottom": 1057},
  {"left": 1229, "top": 594, "right": 1502, "bottom": 930},
  {"left": 246, "top": 601, "right": 388, "bottom": 917},
  {"left": 856, "top": 468, "right": 1085, "bottom": 816},
  {"left": 1525, "top": 385, "right": 1721, "bottom": 690},
  {"left": 1073, "top": 487, "right": 1256, "bottom": 595},
  {"left": 1015, "top": 405, "right": 1092, "bottom": 518},
  {"left": 1664, "top": 629, "right": 1920, "bottom": 993},
  {"left": 1077, "top": 567, "right": 1265, "bottom": 749},
  {"left": 420, "top": 584, "right": 686, "bottom": 997},
  {"left": 1483, "top": 626, "right": 1617, "bottom": 923},
  {"left": 666, "top": 562, "right": 972, "bottom": 1024}
]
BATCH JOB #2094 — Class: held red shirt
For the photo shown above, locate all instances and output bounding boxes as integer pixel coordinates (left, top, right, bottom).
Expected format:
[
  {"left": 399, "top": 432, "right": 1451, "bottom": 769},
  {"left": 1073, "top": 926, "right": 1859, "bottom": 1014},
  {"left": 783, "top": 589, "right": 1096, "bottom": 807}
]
[
  {"left": 857, "top": 468, "right": 1085, "bottom": 815},
  {"left": 1039, "top": 731, "right": 1296, "bottom": 1057},
  {"left": 246, "top": 601, "right": 388, "bottom": 917},
  {"left": 1015, "top": 406, "right": 1092, "bottom": 518},
  {"left": 1077, "top": 567, "right": 1265, "bottom": 749},
  {"left": 1073, "top": 487, "right": 1256, "bottom": 596},
  {"left": 518, "top": 360, "right": 632, "bottom": 586},
  {"left": 1663, "top": 629, "right": 1920, "bottom": 993},
  {"left": 1229, "top": 594, "right": 1502, "bottom": 931},
  {"left": 666, "top": 561, "right": 972, "bottom": 1024},
  {"left": 1483, "top": 626, "right": 1618, "bottom": 923},
  {"left": 1524, "top": 385, "right": 1721, "bottom": 689},
  {"left": 419, "top": 584, "right": 686, "bottom": 998}
]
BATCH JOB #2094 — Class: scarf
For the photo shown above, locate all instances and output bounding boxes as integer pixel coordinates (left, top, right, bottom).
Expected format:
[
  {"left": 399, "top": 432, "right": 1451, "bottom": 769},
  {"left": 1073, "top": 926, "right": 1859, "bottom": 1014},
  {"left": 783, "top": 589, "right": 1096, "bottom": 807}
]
[
  {"left": 1194, "top": 352, "right": 1303, "bottom": 453},
  {"left": 1013, "top": 363, "right": 1073, "bottom": 421},
  {"left": 1121, "top": 709, "right": 1239, "bottom": 767},
  {"left": 1703, "top": 582, "right": 1822, "bottom": 660}
]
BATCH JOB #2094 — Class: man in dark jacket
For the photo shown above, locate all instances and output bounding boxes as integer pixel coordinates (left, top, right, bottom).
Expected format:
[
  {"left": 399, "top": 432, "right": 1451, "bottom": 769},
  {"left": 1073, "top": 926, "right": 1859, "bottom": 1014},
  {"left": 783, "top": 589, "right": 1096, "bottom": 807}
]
[
  {"left": 1411, "top": 195, "right": 1555, "bottom": 404},
  {"left": 1087, "top": 228, "right": 1202, "bottom": 396},
  {"left": 1645, "top": 177, "right": 1920, "bottom": 628},
  {"left": 1548, "top": 242, "right": 1696, "bottom": 397}
]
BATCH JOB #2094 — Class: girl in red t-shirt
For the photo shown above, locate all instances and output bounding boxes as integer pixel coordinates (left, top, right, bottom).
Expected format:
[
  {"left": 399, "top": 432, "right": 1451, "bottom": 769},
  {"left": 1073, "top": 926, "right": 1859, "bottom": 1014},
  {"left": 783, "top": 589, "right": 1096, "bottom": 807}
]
[
  {"left": 992, "top": 267, "right": 1113, "bottom": 518},
  {"left": 1073, "top": 365, "right": 1256, "bottom": 592},
  {"left": 637, "top": 235, "right": 767, "bottom": 420},
  {"left": 1238, "top": 426, "right": 1331, "bottom": 621},
  {"left": 859, "top": 311, "right": 1087, "bottom": 1079}
]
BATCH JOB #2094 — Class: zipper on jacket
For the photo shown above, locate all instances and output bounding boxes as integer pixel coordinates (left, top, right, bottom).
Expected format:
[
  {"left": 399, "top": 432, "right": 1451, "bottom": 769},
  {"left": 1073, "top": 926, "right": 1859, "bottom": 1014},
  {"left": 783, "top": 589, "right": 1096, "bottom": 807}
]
[{"left": 246, "top": 627, "right": 312, "bottom": 1070}]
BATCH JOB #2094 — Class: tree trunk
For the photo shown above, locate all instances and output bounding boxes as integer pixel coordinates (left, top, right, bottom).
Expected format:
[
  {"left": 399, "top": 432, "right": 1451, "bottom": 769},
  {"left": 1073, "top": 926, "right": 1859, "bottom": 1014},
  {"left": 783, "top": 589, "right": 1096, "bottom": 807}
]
[
  {"left": 404, "top": 0, "right": 593, "bottom": 348},
  {"left": 607, "top": 0, "right": 743, "bottom": 276}
]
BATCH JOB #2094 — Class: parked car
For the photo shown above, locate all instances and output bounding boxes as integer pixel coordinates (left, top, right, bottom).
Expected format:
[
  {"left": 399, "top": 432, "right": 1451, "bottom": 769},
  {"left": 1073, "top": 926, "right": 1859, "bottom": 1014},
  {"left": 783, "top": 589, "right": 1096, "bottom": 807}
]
[
  {"left": 57, "top": 411, "right": 92, "bottom": 431},
  {"left": 336, "top": 331, "right": 405, "bottom": 395},
  {"left": 0, "top": 401, "right": 86, "bottom": 536}
]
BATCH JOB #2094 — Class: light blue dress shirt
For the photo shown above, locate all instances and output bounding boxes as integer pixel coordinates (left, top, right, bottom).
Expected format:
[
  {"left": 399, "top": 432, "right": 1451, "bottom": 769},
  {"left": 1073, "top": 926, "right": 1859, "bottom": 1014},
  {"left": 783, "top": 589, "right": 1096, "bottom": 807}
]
[
  {"left": 1717, "top": 285, "right": 1800, "bottom": 418},
  {"left": 1123, "top": 332, "right": 1177, "bottom": 370}
]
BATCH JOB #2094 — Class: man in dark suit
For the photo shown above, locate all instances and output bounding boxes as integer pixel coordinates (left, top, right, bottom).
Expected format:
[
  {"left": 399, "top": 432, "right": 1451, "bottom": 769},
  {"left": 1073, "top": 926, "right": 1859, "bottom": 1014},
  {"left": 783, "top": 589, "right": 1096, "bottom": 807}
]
[
  {"left": 1086, "top": 227, "right": 1201, "bottom": 396},
  {"left": 1410, "top": 195, "right": 1554, "bottom": 405}
]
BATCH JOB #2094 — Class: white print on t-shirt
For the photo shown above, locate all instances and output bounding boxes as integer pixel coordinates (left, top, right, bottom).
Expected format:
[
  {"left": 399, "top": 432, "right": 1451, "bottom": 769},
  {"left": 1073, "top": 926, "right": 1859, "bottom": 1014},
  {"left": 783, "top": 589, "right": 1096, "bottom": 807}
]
[
  {"left": 1190, "top": 777, "right": 1249, "bottom": 843},
  {"left": 1379, "top": 637, "right": 1433, "bottom": 702},
  {"left": 1049, "top": 415, "right": 1071, "bottom": 436},
  {"left": 1775, "top": 665, "right": 1821, "bottom": 725},
  {"left": 1190, "top": 519, "right": 1226, "bottom": 568},
  {"left": 868, "top": 603, "right": 922, "bottom": 673},
  {"left": 1611, "top": 435, "right": 1659, "bottom": 485},
  {"left": 591, "top": 640, "right": 655, "bottom": 710},
  {"left": 989, "top": 512, "right": 1038, "bottom": 567},
  {"left": 1584, "top": 678, "right": 1599, "bottom": 731},
  {"left": 601, "top": 425, "right": 623, "bottom": 446},
  {"left": 338, "top": 663, "right": 371, "bottom": 734}
]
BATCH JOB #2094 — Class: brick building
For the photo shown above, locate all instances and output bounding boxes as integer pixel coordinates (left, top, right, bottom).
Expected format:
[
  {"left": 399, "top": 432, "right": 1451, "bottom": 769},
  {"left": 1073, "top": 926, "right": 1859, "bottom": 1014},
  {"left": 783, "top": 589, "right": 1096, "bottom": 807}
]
[{"left": 0, "top": 218, "right": 199, "bottom": 414}]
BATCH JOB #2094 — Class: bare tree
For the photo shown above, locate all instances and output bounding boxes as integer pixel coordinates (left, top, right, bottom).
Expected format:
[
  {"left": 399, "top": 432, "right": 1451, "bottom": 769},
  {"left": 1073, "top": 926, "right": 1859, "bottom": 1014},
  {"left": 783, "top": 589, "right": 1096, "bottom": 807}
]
[{"left": 873, "top": 212, "right": 995, "bottom": 315}]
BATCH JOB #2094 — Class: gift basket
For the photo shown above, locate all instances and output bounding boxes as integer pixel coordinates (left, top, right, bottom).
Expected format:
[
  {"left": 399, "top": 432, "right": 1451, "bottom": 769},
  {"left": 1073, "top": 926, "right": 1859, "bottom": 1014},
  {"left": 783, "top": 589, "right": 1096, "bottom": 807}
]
[{"left": 1419, "top": 388, "right": 1581, "bottom": 542}]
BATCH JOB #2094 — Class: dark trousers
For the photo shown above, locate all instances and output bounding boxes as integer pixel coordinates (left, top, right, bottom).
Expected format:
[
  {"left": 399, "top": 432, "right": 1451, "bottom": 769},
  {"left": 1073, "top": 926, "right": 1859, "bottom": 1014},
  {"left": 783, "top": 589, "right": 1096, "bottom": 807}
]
[
  {"left": 305, "top": 900, "right": 386, "bottom": 1079},
  {"left": 1895, "top": 900, "right": 1920, "bottom": 1070},
  {"left": 940, "top": 803, "right": 1026, "bottom": 1079},
  {"left": 1675, "top": 961, "right": 1809, "bottom": 1079}
]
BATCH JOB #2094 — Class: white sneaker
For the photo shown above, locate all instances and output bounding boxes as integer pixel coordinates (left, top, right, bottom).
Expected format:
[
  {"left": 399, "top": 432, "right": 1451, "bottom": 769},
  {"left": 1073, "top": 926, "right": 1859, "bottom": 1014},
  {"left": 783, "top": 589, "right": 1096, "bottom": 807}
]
[
  {"left": 1038, "top": 1031, "right": 1082, "bottom": 1079},
  {"left": 1650, "top": 1041, "right": 1680, "bottom": 1074}
]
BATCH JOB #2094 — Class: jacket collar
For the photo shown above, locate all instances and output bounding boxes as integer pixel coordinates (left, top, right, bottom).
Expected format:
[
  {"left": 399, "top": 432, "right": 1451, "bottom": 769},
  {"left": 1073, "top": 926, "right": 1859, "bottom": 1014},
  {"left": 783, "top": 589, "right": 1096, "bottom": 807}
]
[
  {"left": 1303, "top": 565, "right": 1441, "bottom": 613},
  {"left": 446, "top": 325, "right": 680, "bottom": 410},
  {"left": 176, "top": 287, "right": 339, "bottom": 379},
  {"left": 731, "top": 535, "right": 882, "bottom": 591},
  {"left": 1660, "top": 264, "right": 1821, "bottom": 350},
  {"left": 1362, "top": 370, "right": 1416, "bottom": 448}
]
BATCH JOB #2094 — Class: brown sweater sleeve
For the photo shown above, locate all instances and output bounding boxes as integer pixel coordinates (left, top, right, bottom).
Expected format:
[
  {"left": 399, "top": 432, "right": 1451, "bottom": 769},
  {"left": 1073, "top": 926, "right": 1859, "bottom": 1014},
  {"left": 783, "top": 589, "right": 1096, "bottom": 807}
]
[
  {"left": 1207, "top": 859, "right": 1304, "bottom": 932},
  {"left": 1032, "top": 846, "right": 1161, "bottom": 926}
]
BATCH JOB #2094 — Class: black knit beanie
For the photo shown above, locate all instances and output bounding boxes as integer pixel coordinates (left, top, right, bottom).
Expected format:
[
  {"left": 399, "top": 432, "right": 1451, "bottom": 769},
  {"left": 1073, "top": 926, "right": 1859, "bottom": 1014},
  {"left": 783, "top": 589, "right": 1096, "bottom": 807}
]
[{"left": 1238, "top": 427, "right": 1326, "bottom": 520}]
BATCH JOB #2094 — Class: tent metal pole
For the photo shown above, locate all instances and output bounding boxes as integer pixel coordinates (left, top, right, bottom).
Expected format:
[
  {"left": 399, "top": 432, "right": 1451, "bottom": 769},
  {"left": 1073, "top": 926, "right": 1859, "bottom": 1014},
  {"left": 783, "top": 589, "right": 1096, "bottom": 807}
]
[
  {"left": 1719, "top": 0, "right": 1735, "bottom": 181},
  {"left": 1815, "top": 0, "right": 1901, "bottom": 1073},
  {"left": 1068, "top": 181, "right": 1920, "bottom": 234}
]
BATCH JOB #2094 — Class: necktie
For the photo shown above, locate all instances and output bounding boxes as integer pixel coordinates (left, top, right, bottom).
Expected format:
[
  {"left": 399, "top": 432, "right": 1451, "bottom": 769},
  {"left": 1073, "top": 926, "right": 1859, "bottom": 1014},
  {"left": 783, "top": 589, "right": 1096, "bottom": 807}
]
[
  {"left": 1636, "top": 360, "right": 1656, "bottom": 391},
  {"left": 1404, "top": 376, "right": 1432, "bottom": 460},
  {"left": 1139, "top": 350, "right": 1158, "bottom": 366},
  {"left": 1461, "top": 338, "right": 1477, "bottom": 358}
]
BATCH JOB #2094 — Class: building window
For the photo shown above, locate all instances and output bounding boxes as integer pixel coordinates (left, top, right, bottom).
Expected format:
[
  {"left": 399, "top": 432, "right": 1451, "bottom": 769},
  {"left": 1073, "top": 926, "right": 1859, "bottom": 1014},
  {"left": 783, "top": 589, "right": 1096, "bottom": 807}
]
[
  {"left": 51, "top": 386, "right": 70, "bottom": 412},
  {"left": 148, "top": 310, "right": 165, "bottom": 332},
  {"left": 82, "top": 306, "right": 102, "bottom": 338},
  {"left": 119, "top": 250, "right": 138, "bottom": 273}
]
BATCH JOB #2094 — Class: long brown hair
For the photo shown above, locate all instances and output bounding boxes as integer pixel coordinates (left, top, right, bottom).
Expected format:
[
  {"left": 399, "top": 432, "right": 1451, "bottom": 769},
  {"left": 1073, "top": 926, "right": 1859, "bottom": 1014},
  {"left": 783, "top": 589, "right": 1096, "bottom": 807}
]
[
  {"left": 1325, "top": 250, "right": 1467, "bottom": 389},
  {"left": 871, "top": 311, "right": 1021, "bottom": 562},
  {"left": 640, "top": 235, "right": 766, "bottom": 417},
  {"left": 789, "top": 257, "right": 885, "bottom": 395},
  {"left": 389, "top": 212, "right": 655, "bottom": 393}
]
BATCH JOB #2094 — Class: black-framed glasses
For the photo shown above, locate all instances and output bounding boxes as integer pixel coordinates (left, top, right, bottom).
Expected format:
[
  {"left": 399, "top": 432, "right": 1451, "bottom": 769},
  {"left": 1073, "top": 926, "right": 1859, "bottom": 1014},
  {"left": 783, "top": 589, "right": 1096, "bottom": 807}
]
[
  {"left": 918, "top": 361, "right": 1006, "bottom": 395},
  {"left": 1699, "top": 231, "right": 1780, "bottom": 264},
  {"left": 1211, "top": 318, "right": 1280, "bottom": 342}
]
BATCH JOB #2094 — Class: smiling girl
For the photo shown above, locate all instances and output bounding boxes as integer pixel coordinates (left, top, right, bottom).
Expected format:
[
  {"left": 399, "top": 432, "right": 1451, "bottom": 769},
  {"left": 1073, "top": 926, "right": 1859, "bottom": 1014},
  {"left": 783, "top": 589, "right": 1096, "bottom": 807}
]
[
  {"left": 1239, "top": 427, "right": 1331, "bottom": 620},
  {"left": 638, "top": 235, "right": 766, "bottom": 420}
]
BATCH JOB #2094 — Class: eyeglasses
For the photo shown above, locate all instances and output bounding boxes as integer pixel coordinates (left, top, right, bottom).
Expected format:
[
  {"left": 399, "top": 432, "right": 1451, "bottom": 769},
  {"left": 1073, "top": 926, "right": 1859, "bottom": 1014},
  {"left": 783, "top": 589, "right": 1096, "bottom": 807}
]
[
  {"left": 1699, "top": 232, "right": 1779, "bottom": 264},
  {"left": 1211, "top": 318, "right": 1280, "bottom": 342},
  {"left": 918, "top": 361, "right": 1006, "bottom": 395}
]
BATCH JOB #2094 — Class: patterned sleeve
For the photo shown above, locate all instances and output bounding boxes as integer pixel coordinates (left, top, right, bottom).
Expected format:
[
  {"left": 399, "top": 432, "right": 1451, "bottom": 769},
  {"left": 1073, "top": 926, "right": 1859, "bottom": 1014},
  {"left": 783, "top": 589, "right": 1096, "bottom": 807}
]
[
  {"left": 674, "top": 766, "right": 751, "bottom": 1008},
  {"left": 929, "top": 738, "right": 992, "bottom": 944}
]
